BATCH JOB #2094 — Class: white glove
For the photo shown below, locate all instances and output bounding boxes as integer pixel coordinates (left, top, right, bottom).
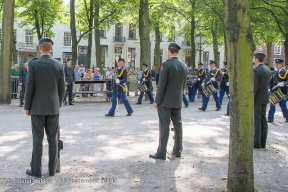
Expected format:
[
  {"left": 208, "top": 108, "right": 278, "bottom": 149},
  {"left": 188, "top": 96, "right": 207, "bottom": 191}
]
[
  {"left": 268, "top": 89, "right": 270, "bottom": 92},
  {"left": 277, "top": 82, "right": 284, "bottom": 87},
  {"left": 222, "top": 72, "right": 225, "bottom": 75},
  {"left": 138, "top": 81, "right": 140, "bottom": 84},
  {"left": 201, "top": 83, "right": 205, "bottom": 87},
  {"left": 115, "top": 79, "right": 120, "bottom": 84},
  {"left": 211, "top": 77, "right": 216, "bottom": 81},
  {"left": 143, "top": 78, "right": 146, "bottom": 81},
  {"left": 197, "top": 78, "right": 201, "bottom": 81},
  {"left": 226, "top": 82, "right": 229, "bottom": 86}
]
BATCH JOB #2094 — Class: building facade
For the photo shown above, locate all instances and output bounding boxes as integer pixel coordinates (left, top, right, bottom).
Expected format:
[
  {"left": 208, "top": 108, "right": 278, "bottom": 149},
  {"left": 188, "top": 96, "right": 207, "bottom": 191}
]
[{"left": 0, "top": 20, "right": 225, "bottom": 70}]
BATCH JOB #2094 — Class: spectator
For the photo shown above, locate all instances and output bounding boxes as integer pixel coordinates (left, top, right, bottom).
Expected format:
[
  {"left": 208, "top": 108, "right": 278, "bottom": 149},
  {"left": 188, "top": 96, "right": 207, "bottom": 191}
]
[
  {"left": 93, "top": 68, "right": 101, "bottom": 95},
  {"left": 79, "top": 64, "right": 85, "bottom": 78},
  {"left": 19, "top": 61, "right": 28, "bottom": 107},
  {"left": 84, "top": 69, "right": 94, "bottom": 97},
  {"left": 105, "top": 67, "right": 113, "bottom": 91},
  {"left": 11, "top": 64, "right": 20, "bottom": 99},
  {"left": 73, "top": 65, "right": 81, "bottom": 98},
  {"left": 134, "top": 67, "right": 142, "bottom": 96},
  {"left": 151, "top": 65, "right": 157, "bottom": 94}
]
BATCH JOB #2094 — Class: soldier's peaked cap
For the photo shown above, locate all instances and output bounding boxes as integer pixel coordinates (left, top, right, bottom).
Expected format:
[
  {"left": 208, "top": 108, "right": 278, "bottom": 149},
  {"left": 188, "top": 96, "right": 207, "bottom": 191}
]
[
  {"left": 168, "top": 43, "right": 181, "bottom": 50},
  {"left": 209, "top": 60, "right": 216, "bottom": 64},
  {"left": 118, "top": 58, "right": 125, "bottom": 63},
  {"left": 275, "top": 59, "right": 284, "bottom": 64},
  {"left": 39, "top": 37, "right": 54, "bottom": 45},
  {"left": 254, "top": 52, "right": 265, "bottom": 57},
  {"left": 142, "top": 63, "right": 148, "bottom": 67}
]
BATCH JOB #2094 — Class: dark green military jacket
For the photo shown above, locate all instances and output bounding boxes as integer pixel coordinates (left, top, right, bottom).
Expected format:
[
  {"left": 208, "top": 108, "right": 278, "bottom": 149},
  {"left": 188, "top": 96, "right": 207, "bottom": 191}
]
[
  {"left": 24, "top": 55, "right": 66, "bottom": 115},
  {"left": 155, "top": 57, "right": 187, "bottom": 108},
  {"left": 64, "top": 64, "right": 75, "bottom": 85},
  {"left": 254, "top": 63, "right": 271, "bottom": 104}
]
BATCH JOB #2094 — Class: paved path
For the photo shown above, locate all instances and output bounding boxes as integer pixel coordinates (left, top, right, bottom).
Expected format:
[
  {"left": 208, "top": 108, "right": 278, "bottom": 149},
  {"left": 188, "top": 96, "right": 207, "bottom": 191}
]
[{"left": 0, "top": 96, "right": 287, "bottom": 192}]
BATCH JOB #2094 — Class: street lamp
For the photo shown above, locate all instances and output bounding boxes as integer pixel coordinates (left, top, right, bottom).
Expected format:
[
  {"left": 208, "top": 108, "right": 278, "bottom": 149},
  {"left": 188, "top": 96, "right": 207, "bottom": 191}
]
[
  {"left": 133, "top": 52, "right": 137, "bottom": 70},
  {"left": 194, "top": 32, "right": 206, "bottom": 64}
]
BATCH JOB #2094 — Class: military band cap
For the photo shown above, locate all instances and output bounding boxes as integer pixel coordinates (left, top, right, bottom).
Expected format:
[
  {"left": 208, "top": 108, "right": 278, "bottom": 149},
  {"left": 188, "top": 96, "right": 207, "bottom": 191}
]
[
  {"left": 275, "top": 59, "right": 284, "bottom": 64},
  {"left": 168, "top": 43, "right": 181, "bottom": 50},
  {"left": 223, "top": 61, "right": 227, "bottom": 65},
  {"left": 254, "top": 52, "right": 265, "bottom": 57},
  {"left": 142, "top": 63, "right": 148, "bottom": 67},
  {"left": 270, "top": 67, "right": 275, "bottom": 71},
  {"left": 24, "top": 60, "right": 28, "bottom": 63},
  {"left": 209, "top": 60, "right": 216, "bottom": 64},
  {"left": 198, "top": 63, "right": 203, "bottom": 66},
  {"left": 67, "top": 58, "right": 71, "bottom": 61},
  {"left": 39, "top": 37, "right": 54, "bottom": 45},
  {"left": 118, "top": 58, "right": 125, "bottom": 63}
]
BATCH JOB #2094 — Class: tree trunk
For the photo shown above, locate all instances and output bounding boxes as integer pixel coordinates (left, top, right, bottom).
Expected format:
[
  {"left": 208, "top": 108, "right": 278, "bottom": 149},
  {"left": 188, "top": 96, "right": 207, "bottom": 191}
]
[
  {"left": 94, "top": 4, "right": 102, "bottom": 73},
  {"left": 139, "top": 0, "right": 151, "bottom": 67},
  {"left": 223, "top": 30, "right": 228, "bottom": 62},
  {"left": 86, "top": 0, "right": 93, "bottom": 69},
  {"left": 11, "top": 37, "right": 18, "bottom": 64},
  {"left": 154, "top": 26, "right": 161, "bottom": 70},
  {"left": 190, "top": 1, "right": 196, "bottom": 68},
  {"left": 212, "top": 30, "right": 219, "bottom": 68},
  {"left": 0, "top": 0, "right": 15, "bottom": 104},
  {"left": 267, "top": 42, "right": 272, "bottom": 67},
  {"left": 70, "top": 0, "right": 78, "bottom": 67},
  {"left": 284, "top": 34, "right": 288, "bottom": 64},
  {"left": 224, "top": 0, "right": 255, "bottom": 191}
]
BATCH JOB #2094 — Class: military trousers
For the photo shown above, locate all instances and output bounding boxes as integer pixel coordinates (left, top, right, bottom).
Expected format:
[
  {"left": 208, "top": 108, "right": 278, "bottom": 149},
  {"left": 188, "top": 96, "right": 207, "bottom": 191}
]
[
  {"left": 30, "top": 115, "right": 59, "bottom": 175},
  {"left": 156, "top": 107, "right": 183, "bottom": 156},
  {"left": 268, "top": 100, "right": 288, "bottom": 120},
  {"left": 254, "top": 103, "right": 268, "bottom": 148},
  {"left": 219, "top": 86, "right": 229, "bottom": 105},
  {"left": 108, "top": 91, "right": 133, "bottom": 115}
]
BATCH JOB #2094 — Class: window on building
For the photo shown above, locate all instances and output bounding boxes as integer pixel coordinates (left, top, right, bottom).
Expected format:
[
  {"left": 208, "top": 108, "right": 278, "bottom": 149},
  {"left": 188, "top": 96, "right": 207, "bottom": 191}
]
[
  {"left": 274, "top": 46, "right": 281, "bottom": 55},
  {"left": 203, "top": 51, "right": 209, "bottom": 69},
  {"left": 114, "top": 47, "right": 122, "bottom": 54},
  {"left": 99, "top": 29, "right": 106, "bottom": 38},
  {"left": 25, "top": 30, "right": 34, "bottom": 45},
  {"left": 184, "top": 50, "right": 191, "bottom": 67},
  {"left": 13, "top": 29, "right": 17, "bottom": 44},
  {"left": 62, "top": 52, "right": 72, "bottom": 64},
  {"left": 115, "top": 25, "right": 123, "bottom": 37},
  {"left": 154, "top": 49, "right": 163, "bottom": 65},
  {"left": 64, "top": 32, "right": 72, "bottom": 46},
  {"left": 128, "top": 48, "right": 136, "bottom": 69},
  {"left": 128, "top": 24, "right": 136, "bottom": 39},
  {"left": 101, "top": 45, "right": 108, "bottom": 68}
]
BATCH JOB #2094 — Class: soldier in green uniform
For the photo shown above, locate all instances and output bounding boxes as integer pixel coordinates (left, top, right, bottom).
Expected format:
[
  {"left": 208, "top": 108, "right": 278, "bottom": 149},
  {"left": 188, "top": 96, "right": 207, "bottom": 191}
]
[
  {"left": 24, "top": 38, "right": 65, "bottom": 177},
  {"left": 149, "top": 43, "right": 187, "bottom": 160},
  {"left": 253, "top": 52, "right": 271, "bottom": 149},
  {"left": 64, "top": 58, "right": 75, "bottom": 105}
]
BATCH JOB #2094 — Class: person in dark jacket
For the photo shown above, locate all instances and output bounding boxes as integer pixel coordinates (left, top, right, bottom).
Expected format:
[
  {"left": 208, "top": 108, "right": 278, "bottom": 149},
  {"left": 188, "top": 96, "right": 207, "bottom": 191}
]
[{"left": 19, "top": 60, "right": 28, "bottom": 107}]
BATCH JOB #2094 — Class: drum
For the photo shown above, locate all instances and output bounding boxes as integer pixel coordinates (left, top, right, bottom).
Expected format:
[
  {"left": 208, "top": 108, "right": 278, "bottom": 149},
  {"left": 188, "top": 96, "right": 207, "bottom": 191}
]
[
  {"left": 269, "top": 89, "right": 286, "bottom": 105},
  {"left": 187, "top": 69, "right": 198, "bottom": 87},
  {"left": 203, "top": 84, "right": 217, "bottom": 97},
  {"left": 138, "top": 84, "right": 148, "bottom": 93}
]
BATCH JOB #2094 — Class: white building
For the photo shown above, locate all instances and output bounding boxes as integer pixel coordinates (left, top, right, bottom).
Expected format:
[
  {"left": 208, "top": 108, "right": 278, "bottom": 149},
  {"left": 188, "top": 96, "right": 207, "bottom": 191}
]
[{"left": 0, "top": 20, "right": 225, "bottom": 70}]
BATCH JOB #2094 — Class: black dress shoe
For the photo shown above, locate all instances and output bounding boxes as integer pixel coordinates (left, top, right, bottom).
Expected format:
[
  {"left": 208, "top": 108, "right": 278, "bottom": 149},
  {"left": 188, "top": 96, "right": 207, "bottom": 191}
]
[
  {"left": 105, "top": 114, "right": 114, "bottom": 117},
  {"left": 171, "top": 152, "right": 181, "bottom": 157},
  {"left": 185, "top": 105, "right": 188, "bottom": 108},
  {"left": 215, "top": 108, "right": 221, "bottom": 111},
  {"left": 26, "top": 169, "right": 41, "bottom": 178},
  {"left": 224, "top": 113, "right": 230, "bottom": 116},
  {"left": 268, "top": 119, "right": 273, "bottom": 122},
  {"left": 149, "top": 153, "right": 166, "bottom": 160},
  {"left": 126, "top": 113, "right": 133, "bottom": 116},
  {"left": 19, "top": 104, "right": 24, "bottom": 107},
  {"left": 149, "top": 102, "right": 154, "bottom": 104},
  {"left": 285, "top": 118, "right": 288, "bottom": 122},
  {"left": 49, "top": 172, "right": 55, "bottom": 176},
  {"left": 198, "top": 108, "right": 206, "bottom": 111},
  {"left": 69, "top": 103, "right": 74, "bottom": 105}
]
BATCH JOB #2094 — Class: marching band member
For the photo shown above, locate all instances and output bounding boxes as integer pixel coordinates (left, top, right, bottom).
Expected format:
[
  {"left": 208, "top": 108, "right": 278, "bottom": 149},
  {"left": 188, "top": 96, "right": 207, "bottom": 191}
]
[
  {"left": 190, "top": 62, "right": 206, "bottom": 102},
  {"left": 219, "top": 62, "right": 229, "bottom": 105},
  {"left": 105, "top": 58, "right": 133, "bottom": 117},
  {"left": 267, "top": 59, "right": 288, "bottom": 122},
  {"left": 198, "top": 60, "right": 222, "bottom": 111},
  {"left": 136, "top": 63, "right": 154, "bottom": 104}
]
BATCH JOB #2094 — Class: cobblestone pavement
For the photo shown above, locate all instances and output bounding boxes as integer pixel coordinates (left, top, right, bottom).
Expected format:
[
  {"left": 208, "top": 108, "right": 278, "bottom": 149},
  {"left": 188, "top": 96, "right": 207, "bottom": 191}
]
[{"left": 0, "top": 95, "right": 287, "bottom": 192}]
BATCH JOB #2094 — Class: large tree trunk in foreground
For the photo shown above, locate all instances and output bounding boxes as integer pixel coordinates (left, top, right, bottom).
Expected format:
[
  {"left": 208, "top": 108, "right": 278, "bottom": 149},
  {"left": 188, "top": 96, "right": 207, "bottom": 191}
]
[
  {"left": 70, "top": 0, "right": 78, "bottom": 66},
  {"left": 224, "top": 0, "right": 255, "bottom": 191},
  {"left": 139, "top": 0, "right": 151, "bottom": 67},
  {"left": 0, "top": 0, "right": 15, "bottom": 104}
]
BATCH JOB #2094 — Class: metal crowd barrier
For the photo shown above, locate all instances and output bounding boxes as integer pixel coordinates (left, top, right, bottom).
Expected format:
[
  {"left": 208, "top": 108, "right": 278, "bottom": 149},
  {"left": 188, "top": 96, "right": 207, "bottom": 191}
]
[{"left": 11, "top": 79, "right": 19, "bottom": 99}]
